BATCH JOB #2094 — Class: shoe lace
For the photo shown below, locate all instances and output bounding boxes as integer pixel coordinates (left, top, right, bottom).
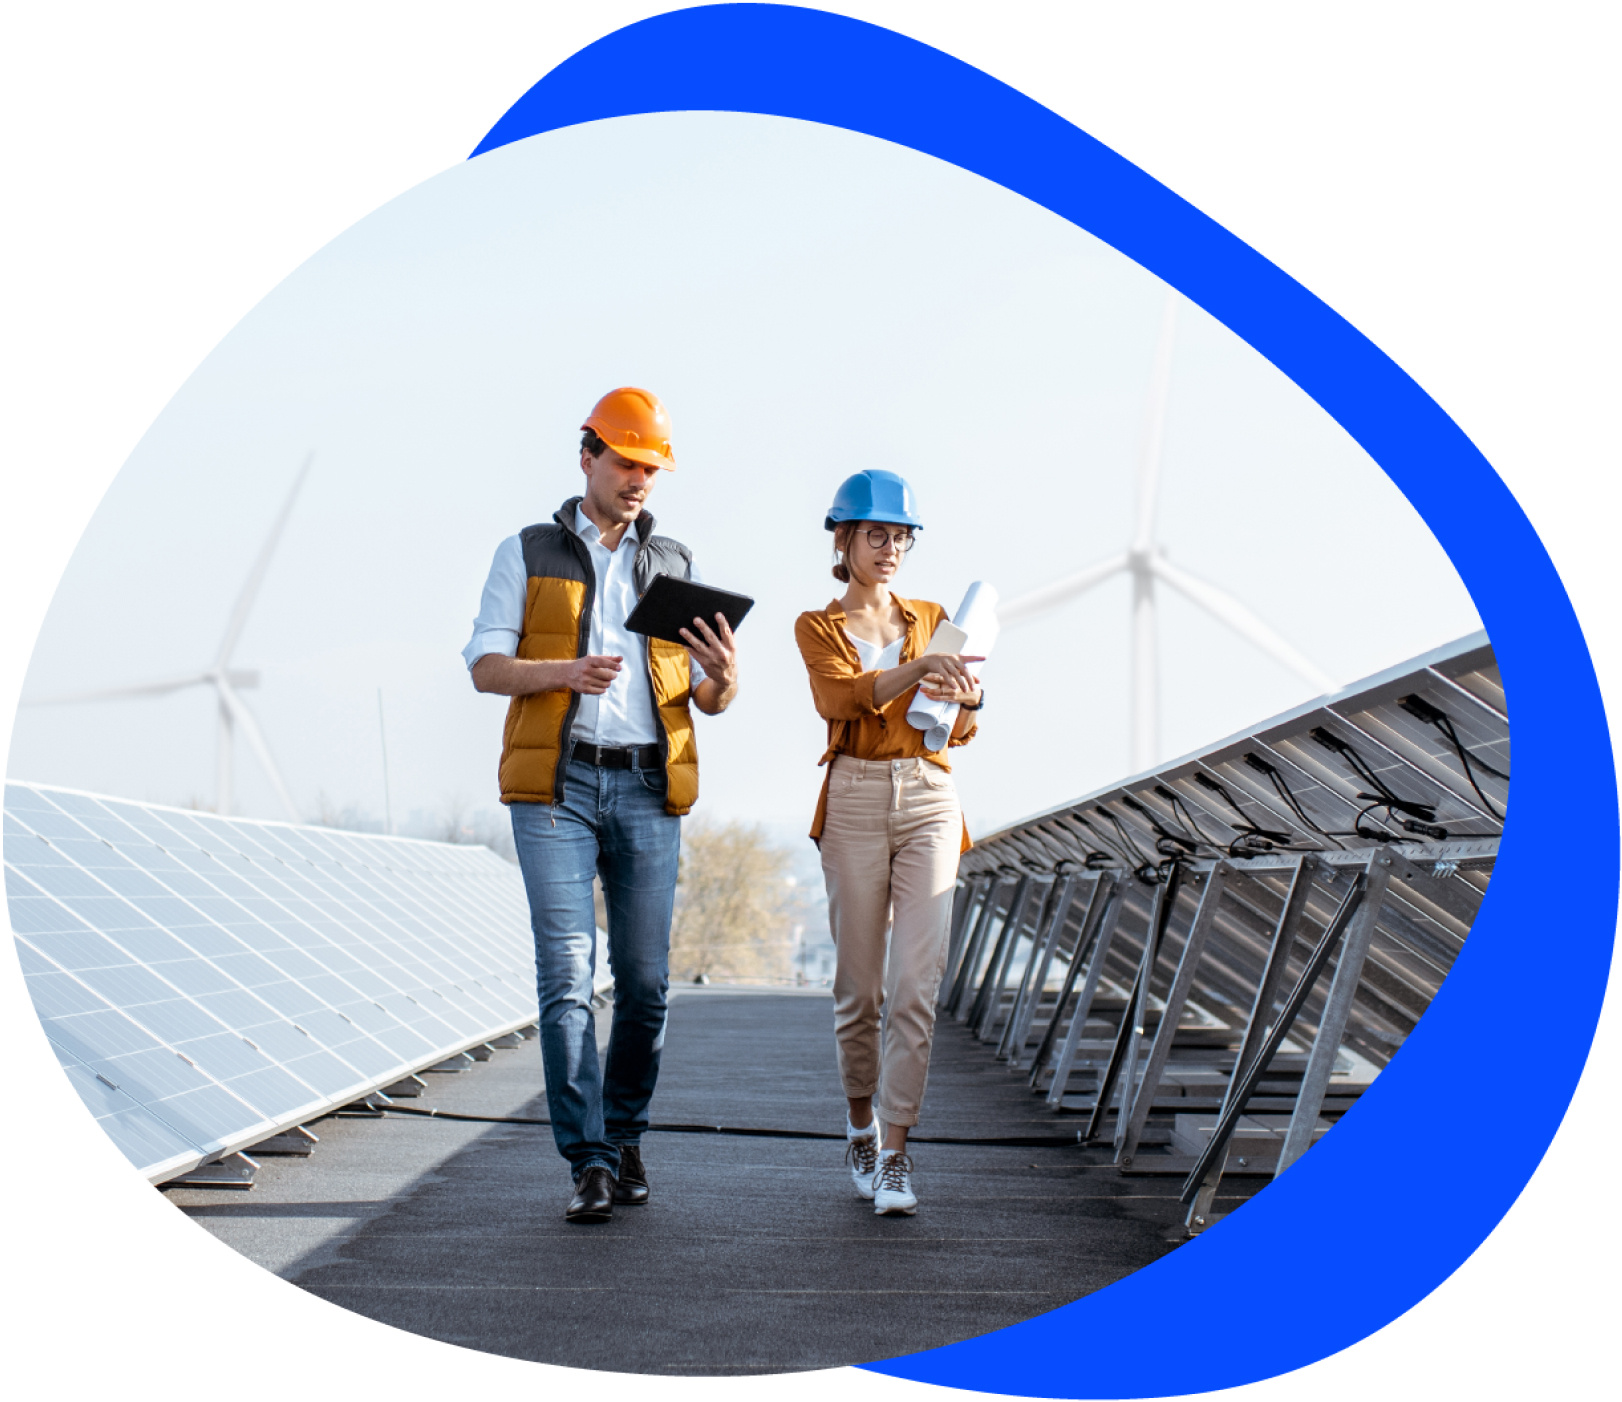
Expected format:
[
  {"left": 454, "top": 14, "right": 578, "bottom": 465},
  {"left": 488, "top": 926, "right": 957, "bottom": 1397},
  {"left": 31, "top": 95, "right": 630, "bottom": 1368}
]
[
  {"left": 845, "top": 1135, "right": 878, "bottom": 1175},
  {"left": 875, "top": 1152, "right": 913, "bottom": 1192}
]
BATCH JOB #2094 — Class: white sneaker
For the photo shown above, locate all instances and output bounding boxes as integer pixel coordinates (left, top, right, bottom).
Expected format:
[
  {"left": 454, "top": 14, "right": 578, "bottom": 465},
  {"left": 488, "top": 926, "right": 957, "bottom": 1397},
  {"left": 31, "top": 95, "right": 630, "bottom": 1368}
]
[
  {"left": 845, "top": 1121, "right": 879, "bottom": 1200},
  {"left": 873, "top": 1149, "right": 917, "bottom": 1215}
]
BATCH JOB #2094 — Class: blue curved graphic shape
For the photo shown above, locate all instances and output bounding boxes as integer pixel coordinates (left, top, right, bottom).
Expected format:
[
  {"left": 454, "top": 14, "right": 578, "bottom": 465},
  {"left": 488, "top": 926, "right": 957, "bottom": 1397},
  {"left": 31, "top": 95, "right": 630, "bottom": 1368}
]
[{"left": 472, "top": 6, "right": 1616, "bottom": 1396}]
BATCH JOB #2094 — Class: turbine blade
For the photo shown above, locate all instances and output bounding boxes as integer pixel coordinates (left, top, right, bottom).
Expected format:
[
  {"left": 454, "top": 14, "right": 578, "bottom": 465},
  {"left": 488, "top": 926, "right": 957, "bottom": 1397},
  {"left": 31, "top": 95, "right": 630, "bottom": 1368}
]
[
  {"left": 1132, "top": 291, "right": 1179, "bottom": 553},
  {"left": 20, "top": 674, "right": 210, "bottom": 706},
  {"left": 1150, "top": 554, "right": 1338, "bottom": 693},
  {"left": 215, "top": 452, "right": 313, "bottom": 669},
  {"left": 996, "top": 553, "right": 1130, "bottom": 627},
  {"left": 215, "top": 678, "right": 301, "bottom": 821}
]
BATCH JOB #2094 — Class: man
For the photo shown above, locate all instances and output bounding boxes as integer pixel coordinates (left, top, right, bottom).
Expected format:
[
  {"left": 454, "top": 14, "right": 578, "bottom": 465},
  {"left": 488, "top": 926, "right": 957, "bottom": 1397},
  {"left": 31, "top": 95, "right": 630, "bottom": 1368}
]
[{"left": 463, "top": 387, "right": 738, "bottom": 1223}]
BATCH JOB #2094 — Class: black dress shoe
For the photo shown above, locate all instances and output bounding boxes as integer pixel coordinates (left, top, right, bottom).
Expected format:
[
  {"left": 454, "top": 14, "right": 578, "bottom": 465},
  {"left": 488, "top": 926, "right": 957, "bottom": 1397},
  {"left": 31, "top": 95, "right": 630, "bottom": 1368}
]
[
  {"left": 614, "top": 1145, "right": 649, "bottom": 1205},
  {"left": 565, "top": 1166, "right": 616, "bottom": 1223}
]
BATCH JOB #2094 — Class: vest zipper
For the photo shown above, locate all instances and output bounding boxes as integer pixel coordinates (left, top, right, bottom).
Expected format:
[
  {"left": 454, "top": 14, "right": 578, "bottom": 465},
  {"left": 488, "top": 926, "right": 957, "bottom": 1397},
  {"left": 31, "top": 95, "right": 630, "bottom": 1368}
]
[
  {"left": 633, "top": 529, "right": 673, "bottom": 809},
  {"left": 553, "top": 521, "right": 597, "bottom": 810}
]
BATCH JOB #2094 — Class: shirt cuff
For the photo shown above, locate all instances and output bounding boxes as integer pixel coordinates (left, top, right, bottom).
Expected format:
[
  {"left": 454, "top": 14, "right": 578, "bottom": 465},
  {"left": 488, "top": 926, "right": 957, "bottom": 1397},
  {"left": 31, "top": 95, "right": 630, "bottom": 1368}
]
[
  {"left": 462, "top": 628, "right": 519, "bottom": 671},
  {"left": 852, "top": 670, "right": 880, "bottom": 714},
  {"left": 948, "top": 716, "right": 979, "bottom": 746}
]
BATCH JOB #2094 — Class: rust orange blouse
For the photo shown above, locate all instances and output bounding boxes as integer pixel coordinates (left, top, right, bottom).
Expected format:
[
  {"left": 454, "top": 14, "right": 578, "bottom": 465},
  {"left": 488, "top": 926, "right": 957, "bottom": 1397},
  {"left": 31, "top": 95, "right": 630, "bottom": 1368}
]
[{"left": 793, "top": 594, "right": 978, "bottom": 852}]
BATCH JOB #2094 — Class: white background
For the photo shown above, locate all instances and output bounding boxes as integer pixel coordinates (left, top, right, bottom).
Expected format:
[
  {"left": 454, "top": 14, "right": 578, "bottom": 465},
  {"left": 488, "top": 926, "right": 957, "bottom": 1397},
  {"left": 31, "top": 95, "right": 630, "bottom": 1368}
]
[{"left": 1, "top": 3, "right": 1616, "bottom": 1399}]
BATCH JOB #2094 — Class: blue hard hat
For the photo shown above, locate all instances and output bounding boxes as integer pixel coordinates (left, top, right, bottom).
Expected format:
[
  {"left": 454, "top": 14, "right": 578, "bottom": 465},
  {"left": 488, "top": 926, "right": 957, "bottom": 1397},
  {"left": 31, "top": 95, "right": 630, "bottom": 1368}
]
[{"left": 824, "top": 470, "right": 924, "bottom": 532}]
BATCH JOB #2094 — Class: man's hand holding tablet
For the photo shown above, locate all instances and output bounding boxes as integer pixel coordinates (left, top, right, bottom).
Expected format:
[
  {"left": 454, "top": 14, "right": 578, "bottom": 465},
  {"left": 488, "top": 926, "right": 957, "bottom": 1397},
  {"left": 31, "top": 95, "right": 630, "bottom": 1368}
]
[{"left": 625, "top": 574, "right": 753, "bottom": 715}]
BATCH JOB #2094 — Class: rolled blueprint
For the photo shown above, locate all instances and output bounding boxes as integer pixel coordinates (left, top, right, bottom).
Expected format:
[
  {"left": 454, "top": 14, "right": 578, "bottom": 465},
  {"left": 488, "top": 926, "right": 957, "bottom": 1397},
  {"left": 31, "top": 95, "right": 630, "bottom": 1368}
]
[{"left": 906, "top": 581, "right": 1000, "bottom": 751}]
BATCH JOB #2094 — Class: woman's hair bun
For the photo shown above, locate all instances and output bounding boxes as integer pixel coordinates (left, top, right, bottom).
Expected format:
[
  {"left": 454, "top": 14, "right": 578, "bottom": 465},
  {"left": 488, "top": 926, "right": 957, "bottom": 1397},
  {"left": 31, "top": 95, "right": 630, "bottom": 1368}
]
[{"left": 831, "top": 519, "right": 856, "bottom": 583}]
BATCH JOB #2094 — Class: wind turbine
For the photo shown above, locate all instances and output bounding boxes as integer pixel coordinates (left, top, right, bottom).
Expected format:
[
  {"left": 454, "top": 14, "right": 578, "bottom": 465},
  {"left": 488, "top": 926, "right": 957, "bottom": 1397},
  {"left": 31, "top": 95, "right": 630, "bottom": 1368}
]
[
  {"left": 998, "top": 293, "right": 1337, "bottom": 772},
  {"left": 24, "top": 455, "right": 313, "bottom": 820}
]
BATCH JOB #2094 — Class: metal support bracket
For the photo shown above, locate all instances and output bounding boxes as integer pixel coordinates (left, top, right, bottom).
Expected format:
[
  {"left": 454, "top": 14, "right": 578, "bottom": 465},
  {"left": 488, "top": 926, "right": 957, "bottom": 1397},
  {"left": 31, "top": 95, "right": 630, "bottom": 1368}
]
[
  {"left": 1044, "top": 877, "right": 1126, "bottom": 1106},
  {"left": 968, "top": 876, "right": 1035, "bottom": 1037},
  {"left": 1085, "top": 867, "right": 1182, "bottom": 1143},
  {"left": 163, "top": 1151, "right": 259, "bottom": 1189},
  {"left": 1116, "top": 864, "right": 1232, "bottom": 1166},
  {"left": 1275, "top": 855, "right": 1395, "bottom": 1175},
  {"left": 337, "top": 1091, "right": 395, "bottom": 1116},
  {"left": 1024, "top": 874, "right": 1107, "bottom": 1082},
  {"left": 1183, "top": 855, "right": 1317, "bottom": 1230},
  {"left": 248, "top": 1124, "right": 319, "bottom": 1156},
  {"left": 381, "top": 1074, "right": 427, "bottom": 1098},
  {"left": 998, "top": 873, "right": 1072, "bottom": 1059},
  {"left": 942, "top": 873, "right": 991, "bottom": 1004},
  {"left": 1003, "top": 872, "right": 1086, "bottom": 1067},
  {"left": 949, "top": 874, "right": 1010, "bottom": 1019},
  {"left": 1178, "top": 869, "right": 1370, "bottom": 1205}
]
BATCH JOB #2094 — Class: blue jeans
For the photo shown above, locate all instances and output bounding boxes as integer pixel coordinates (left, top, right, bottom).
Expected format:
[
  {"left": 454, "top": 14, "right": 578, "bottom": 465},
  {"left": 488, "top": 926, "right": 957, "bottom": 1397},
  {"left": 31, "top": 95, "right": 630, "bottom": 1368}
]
[{"left": 510, "top": 756, "right": 681, "bottom": 1181}]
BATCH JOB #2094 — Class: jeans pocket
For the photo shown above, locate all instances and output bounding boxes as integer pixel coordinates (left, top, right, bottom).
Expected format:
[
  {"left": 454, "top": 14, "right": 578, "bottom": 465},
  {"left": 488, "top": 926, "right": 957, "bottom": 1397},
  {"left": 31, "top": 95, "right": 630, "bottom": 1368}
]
[{"left": 636, "top": 766, "right": 669, "bottom": 795}]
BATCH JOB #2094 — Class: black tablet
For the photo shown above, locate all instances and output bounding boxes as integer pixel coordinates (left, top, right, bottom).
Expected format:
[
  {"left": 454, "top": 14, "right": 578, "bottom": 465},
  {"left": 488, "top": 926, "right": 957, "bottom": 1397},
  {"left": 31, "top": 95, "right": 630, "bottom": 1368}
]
[{"left": 625, "top": 573, "right": 755, "bottom": 646}]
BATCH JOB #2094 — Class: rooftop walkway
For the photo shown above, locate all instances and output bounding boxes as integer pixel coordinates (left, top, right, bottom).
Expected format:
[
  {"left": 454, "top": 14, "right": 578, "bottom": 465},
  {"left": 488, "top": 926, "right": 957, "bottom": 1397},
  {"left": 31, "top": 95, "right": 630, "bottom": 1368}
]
[{"left": 165, "top": 987, "right": 1261, "bottom": 1376}]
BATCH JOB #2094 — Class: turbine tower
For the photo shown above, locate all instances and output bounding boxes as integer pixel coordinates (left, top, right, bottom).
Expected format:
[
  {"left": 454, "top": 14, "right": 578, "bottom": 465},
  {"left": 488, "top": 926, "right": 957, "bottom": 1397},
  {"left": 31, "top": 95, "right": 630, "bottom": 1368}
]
[
  {"left": 24, "top": 455, "right": 313, "bottom": 820},
  {"left": 998, "top": 293, "right": 1336, "bottom": 772}
]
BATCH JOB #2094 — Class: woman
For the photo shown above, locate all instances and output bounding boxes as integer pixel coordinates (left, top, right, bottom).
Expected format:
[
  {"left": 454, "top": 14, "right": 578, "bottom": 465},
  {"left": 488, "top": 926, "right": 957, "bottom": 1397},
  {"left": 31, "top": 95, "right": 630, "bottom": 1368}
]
[{"left": 793, "top": 469, "right": 985, "bottom": 1216}]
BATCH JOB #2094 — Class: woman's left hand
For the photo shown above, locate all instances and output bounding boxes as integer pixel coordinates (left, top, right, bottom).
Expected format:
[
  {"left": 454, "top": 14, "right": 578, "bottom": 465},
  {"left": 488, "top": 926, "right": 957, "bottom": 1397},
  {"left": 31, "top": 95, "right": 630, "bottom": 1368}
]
[{"left": 918, "top": 671, "right": 980, "bottom": 705}]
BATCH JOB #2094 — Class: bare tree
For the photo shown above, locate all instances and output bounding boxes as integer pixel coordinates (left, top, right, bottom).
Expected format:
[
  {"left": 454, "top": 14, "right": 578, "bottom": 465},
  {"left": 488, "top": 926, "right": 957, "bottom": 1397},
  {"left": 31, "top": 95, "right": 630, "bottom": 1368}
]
[
  {"left": 669, "top": 819, "right": 803, "bottom": 983},
  {"left": 314, "top": 791, "right": 380, "bottom": 832},
  {"left": 418, "top": 797, "right": 517, "bottom": 864}
]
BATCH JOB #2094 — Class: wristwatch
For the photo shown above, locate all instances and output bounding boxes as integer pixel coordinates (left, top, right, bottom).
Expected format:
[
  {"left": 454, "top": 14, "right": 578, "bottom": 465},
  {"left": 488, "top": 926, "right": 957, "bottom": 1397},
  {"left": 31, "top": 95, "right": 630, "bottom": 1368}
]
[{"left": 960, "top": 688, "right": 985, "bottom": 712}]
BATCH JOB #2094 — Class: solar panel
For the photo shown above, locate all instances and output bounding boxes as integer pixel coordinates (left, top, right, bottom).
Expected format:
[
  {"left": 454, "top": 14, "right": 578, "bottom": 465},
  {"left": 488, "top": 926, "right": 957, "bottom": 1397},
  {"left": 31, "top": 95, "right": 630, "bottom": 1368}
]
[
  {"left": 943, "top": 631, "right": 1504, "bottom": 1234},
  {"left": 4, "top": 782, "right": 538, "bottom": 1183}
]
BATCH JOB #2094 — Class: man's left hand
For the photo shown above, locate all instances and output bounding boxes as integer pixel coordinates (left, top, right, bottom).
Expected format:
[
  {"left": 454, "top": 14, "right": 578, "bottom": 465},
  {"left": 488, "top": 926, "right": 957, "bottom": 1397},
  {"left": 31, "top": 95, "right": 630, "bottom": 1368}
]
[{"left": 680, "top": 612, "right": 738, "bottom": 690}]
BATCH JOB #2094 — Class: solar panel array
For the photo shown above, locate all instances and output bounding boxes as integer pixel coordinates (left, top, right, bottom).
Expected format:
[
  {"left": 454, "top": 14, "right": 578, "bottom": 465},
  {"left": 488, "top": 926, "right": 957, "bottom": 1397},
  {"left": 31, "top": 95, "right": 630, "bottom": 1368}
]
[
  {"left": 4, "top": 783, "right": 537, "bottom": 1183},
  {"left": 942, "top": 632, "right": 1504, "bottom": 1227}
]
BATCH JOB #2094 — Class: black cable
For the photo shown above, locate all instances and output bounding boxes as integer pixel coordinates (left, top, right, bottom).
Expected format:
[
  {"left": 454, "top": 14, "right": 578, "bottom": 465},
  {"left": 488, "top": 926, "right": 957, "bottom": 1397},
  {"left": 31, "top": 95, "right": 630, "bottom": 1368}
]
[
  {"left": 1438, "top": 712, "right": 1510, "bottom": 781},
  {"left": 1066, "top": 814, "right": 1125, "bottom": 870},
  {"left": 1397, "top": 694, "right": 1507, "bottom": 821},
  {"left": 1437, "top": 714, "right": 1506, "bottom": 821},
  {"left": 1093, "top": 803, "right": 1166, "bottom": 882},
  {"left": 1244, "top": 747, "right": 1447, "bottom": 844},
  {"left": 1074, "top": 810, "right": 1146, "bottom": 872},
  {"left": 1154, "top": 784, "right": 1223, "bottom": 850},
  {"left": 1120, "top": 794, "right": 1206, "bottom": 860},
  {"left": 1349, "top": 801, "right": 1409, "bottom": 843},
  {"left": 1308, "top": 727, "right": 1454, "bottom": 841},
  {"left": 1242, "top": 752, "right": 1334, "bottom": 842},
  {"left": 371, "top": 1104, "right": 1084, "bottom": 1148},
  {"left": 1190, "top": 770, "right": 1301, "bottom": 855}
]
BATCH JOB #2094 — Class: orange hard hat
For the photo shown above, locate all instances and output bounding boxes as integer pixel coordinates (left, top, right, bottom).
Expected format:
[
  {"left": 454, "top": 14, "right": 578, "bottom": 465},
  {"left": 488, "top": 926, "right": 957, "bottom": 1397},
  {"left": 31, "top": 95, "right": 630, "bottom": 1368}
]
[{"left": 580, "top": 387, "right": 676, "bottom": 471}]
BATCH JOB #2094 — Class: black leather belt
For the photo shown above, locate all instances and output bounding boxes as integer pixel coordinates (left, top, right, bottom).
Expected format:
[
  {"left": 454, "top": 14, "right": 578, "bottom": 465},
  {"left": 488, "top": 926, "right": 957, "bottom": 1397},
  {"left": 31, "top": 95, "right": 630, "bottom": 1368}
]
[{"left": 571, "top": 741, "right": 661, "bottom": 770}]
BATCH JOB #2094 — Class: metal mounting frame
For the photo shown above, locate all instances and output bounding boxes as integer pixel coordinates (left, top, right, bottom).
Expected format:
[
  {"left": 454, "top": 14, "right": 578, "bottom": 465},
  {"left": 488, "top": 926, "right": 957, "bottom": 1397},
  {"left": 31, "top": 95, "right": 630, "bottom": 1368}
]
[{"left": 1043, "top": 877, "right": 1128, "bottom": 1106}]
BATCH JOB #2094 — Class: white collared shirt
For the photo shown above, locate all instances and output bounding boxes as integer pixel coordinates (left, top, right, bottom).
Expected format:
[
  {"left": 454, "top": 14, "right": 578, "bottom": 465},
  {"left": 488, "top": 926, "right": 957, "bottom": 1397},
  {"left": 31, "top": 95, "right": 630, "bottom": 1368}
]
[{"left": 462, "top": 506, "right": 705, "bottom": 747}]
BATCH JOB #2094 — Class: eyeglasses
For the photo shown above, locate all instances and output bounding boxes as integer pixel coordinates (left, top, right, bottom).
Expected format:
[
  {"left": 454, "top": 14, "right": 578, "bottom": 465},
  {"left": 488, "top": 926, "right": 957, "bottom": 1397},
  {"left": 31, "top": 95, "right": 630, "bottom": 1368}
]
[{"left": 860, "top": 527, "right": 916, "bottom": 552}]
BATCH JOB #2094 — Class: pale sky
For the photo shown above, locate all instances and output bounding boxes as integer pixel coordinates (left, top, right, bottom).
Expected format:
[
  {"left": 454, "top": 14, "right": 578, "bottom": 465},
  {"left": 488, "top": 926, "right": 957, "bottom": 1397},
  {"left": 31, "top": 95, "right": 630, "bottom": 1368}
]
[{"left": 9, "top": 111, "right": 1481, "bottom": 844}]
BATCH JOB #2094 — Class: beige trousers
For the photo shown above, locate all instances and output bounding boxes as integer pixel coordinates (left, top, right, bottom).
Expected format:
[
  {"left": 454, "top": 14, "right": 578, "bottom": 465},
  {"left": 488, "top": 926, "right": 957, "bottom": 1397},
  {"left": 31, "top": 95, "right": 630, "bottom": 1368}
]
[{"left": 819, "top": 755, "right": 963, "bottom": 1128}]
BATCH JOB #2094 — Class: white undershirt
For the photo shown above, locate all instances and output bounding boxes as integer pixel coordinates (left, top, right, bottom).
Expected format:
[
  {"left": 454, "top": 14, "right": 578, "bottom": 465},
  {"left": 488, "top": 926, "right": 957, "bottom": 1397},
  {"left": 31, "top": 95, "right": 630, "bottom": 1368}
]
[{"left": 843, "top": 627, "right": 903, "bottom": 673}]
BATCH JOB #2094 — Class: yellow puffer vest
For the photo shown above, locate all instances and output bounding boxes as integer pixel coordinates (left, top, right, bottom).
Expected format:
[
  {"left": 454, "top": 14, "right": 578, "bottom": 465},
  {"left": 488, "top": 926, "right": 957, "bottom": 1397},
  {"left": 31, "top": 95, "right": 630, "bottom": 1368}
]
[{"left": 496, "top": 498, "right": 698, "bottom": 815}]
